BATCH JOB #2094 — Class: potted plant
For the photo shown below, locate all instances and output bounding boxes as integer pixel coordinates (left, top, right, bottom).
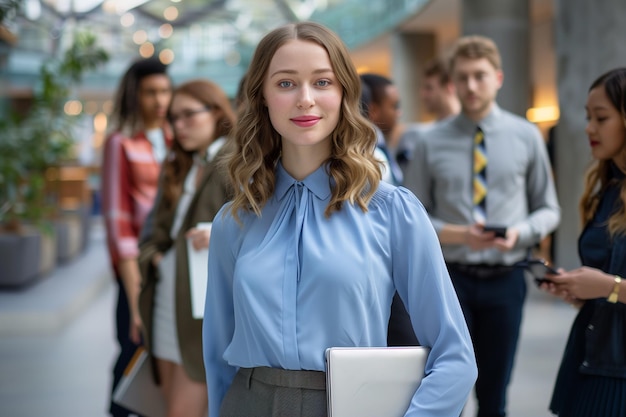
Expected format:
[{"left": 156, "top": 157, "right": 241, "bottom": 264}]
[{"left": 0, "top": 30, "right": 108, "bottom": 286}]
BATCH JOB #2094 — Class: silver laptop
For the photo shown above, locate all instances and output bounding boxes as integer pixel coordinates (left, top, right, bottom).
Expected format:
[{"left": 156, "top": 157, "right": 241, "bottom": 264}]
[{"left": 325, "top": 346, "right": 429, "bottom": 417}]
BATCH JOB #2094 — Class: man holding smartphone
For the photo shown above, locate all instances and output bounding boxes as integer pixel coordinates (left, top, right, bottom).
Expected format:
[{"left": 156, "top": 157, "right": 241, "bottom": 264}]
[{"left": 404, "top": 36, "right": 560, "bottom": 417}]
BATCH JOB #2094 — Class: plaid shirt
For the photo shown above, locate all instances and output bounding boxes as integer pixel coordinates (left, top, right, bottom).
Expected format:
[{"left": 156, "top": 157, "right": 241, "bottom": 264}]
[{"left": 101, "top": 129, "right": 170, "bottom": 275}]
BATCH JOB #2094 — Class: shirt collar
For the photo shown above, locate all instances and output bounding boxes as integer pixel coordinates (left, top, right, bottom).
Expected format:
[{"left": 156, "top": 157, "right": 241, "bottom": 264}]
[
  {"left": 275, "top": 160, "right": 332, "bottom": 201},
  {"left": 454, "top": 103, "right": 503, "bottom": 133},
  {"left": 207, "top": 136, "right": 226, "bottom": 162},
  {"left": 610, "top": 161, "right": 626, "bottom": 180}
]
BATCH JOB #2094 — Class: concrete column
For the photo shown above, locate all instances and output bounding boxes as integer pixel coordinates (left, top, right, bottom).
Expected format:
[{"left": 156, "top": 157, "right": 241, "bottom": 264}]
[
  {"left": 554, "top": 0, "right": 626, "bottom": 268},
  {"left": 390, "top": 32, "right": 436, "bottom": 123},
  {"left": 462, "top": 0, "right": 530, "bottom": 117}
]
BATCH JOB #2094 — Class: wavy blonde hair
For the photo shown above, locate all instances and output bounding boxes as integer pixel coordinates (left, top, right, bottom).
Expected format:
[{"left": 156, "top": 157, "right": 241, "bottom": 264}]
[
  {"left": 579, "top": 67, "right": 626, "bottom": 237},
  {"left": 226, "top": 21, "right": 380, "bottom": 222}
]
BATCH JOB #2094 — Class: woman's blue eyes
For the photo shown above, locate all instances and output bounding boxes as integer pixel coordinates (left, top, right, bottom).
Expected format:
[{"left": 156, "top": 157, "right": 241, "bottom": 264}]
[{"left": 277, "top": 80, "right": 331, "bottom": 88}]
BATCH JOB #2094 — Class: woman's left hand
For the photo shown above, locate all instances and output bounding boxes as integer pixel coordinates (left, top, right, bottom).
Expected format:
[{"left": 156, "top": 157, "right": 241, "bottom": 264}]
[
  {"left": 547, "top": 266, "right": 615, "bottom": 301},
  {"left": 186, "top": 227, "right": 211, "bottom": 251}
]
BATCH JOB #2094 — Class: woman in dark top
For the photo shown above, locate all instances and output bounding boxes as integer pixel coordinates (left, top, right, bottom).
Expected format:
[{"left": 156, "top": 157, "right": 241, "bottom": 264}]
[{"left": 542, "top": 67, "right": 626, "bottom": 416}]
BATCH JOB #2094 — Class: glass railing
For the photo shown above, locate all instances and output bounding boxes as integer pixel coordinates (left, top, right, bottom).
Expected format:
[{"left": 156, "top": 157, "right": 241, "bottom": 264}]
[
  {"left": 312, "top": 0, "right": 429, "bottom": 49},
  {"left": 2, "top": 0, "right": 431, "bottom": 98}
]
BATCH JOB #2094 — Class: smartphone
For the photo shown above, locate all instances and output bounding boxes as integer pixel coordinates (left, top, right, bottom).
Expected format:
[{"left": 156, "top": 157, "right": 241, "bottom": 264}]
[
  {"left": 521, "top": 259, "right": 559, "bottom": 285},
  {"left": 483, "top": 225, "right": 507, "bottom": 238}
]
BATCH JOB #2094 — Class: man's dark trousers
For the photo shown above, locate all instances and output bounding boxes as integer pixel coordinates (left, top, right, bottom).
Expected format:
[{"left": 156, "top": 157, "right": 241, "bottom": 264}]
[{"left": 447, "top": 264, "right": 527, "bottom": 417}]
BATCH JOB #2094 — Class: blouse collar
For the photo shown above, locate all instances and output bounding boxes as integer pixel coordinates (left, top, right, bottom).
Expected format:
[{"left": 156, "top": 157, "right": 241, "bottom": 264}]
[
  {"left": 610, "top": 161, "right": 626, "bottom": 180},
  {"left": 192, "top": 136, "right": 227, "bottom": 166},
  {"left": 275, "top": 161, "right": 332, "bottom": 201}
]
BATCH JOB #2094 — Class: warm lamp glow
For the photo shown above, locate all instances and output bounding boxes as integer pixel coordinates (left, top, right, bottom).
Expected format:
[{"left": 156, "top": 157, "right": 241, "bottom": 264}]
[
  {"left": 120, "top": 13, "right": 135, "bottom": 27},
  {"left": 159, "top": 49, "right": 175, "bottom": 64},
  {"left": 526, "top": 106, "right": 560, "bottom": 123},
  {"left": 64, "top": 100, "right": 83, "bottom": 116},
  {"left": 133, "top": 30, "right": 148, "bottom": 45},
  {"left": 159, "top": 23, "right": 173, "bottom": 38},
  {"left": 93, "top": 112, "right": 108, "bottom": 132},
  {"left": 139, "top": 42, "right": 155, "bottom": 58},
  {"left": 164, "top": 6, "right": 179, "bottom": 21}
]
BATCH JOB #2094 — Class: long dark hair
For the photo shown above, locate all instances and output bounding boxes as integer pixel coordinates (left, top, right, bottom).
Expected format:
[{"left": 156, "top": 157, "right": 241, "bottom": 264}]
[
  {"left": 580, "top": 67, "right": 626, "bottom": 236},
  {"left": 110, "top": 57, "right": 169, "bottom": 134}
]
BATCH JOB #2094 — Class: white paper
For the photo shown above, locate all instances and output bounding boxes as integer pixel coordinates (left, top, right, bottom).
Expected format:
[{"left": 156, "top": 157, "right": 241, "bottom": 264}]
[{"left": 187, "top": 222, "right": 212, "bottom": 319}]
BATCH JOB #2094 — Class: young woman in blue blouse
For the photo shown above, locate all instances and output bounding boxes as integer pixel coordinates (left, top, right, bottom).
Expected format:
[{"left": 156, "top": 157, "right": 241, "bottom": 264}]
[
  {"left": 202, "top": 21, "right": 477, "bottom": 417},
  {"left": 542, "top": 67, "right": 626, "bottom": 416}
]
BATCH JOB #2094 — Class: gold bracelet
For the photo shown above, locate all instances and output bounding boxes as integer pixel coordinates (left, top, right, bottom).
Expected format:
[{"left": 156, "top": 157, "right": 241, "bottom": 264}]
[{"left": 607, "top": 275, "right": 622, "bottom": 304}]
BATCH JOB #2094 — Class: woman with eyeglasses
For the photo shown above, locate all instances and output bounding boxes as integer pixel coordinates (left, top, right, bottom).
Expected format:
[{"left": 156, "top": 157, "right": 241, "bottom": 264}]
[{"left": 138, "top": 79, "right": 235, "bottom": 417}]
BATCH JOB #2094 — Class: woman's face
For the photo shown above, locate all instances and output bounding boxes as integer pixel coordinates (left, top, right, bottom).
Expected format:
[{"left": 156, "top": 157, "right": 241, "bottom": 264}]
[
  {"left": 263, "top": 39, "right": 342, "bottom": 157},
  {"left": 585, "top": 86, "right": 626, "bottom": 165},
  {"left": 138, "top": 74, "right": 172, "bottom": 127},
  {"left": 169, "top": 93, "right": 217, "bottom": 152}
]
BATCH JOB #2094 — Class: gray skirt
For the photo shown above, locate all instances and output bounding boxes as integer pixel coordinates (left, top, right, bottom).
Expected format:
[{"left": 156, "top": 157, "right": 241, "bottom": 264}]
[{"left": 219, "top": 367, "right": 327, "bottom": 417}]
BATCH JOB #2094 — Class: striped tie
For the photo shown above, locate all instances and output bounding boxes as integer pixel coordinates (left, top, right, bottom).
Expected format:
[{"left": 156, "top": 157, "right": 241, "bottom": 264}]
[{"left": 473, "top": 127, "right": 487, "bottom": 223}]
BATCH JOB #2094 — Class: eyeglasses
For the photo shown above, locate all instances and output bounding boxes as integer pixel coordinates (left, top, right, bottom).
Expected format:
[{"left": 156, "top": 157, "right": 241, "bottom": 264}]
[{"left": 168, "top": 107, "right": 212, "bottom": 125}]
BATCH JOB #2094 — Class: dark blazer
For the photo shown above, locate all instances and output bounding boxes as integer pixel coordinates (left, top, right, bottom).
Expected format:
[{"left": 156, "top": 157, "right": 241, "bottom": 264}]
[
  {"left": 581, "top": 232, "right": 626, "bottom": 379},
  {"left": 138, "top": 147, "right": 231, "bottom": 383}
]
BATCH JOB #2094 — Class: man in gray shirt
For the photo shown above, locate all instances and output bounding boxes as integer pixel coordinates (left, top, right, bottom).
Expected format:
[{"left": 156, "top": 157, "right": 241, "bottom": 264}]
[{"left": 404, "top": 35, "right": 560, "bottom": 417}]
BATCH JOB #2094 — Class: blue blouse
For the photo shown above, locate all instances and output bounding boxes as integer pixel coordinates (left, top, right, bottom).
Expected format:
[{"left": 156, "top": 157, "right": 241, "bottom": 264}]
[{"left": 203, "top": 162, "right": 477, "bottom": 417}]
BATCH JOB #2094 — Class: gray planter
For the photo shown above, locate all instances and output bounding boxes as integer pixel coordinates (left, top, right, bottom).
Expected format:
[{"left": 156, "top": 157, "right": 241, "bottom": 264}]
[
  {"left": 0, "top": 228, "right": 57, "bottom": 288},
  {"left": 55, "top": 215, "right": 82, "bottom": 264},
  {"left": 0, "top": 231, "right": 42, "bottom": 287}
]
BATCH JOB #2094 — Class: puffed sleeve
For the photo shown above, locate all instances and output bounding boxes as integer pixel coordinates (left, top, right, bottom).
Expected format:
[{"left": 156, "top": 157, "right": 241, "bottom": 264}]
[
  {"left": 203, "top": 203, "right": 239, "bottom": 417},
  {"left": 389, "top": 187, "right": 477, "bottom": 417}
]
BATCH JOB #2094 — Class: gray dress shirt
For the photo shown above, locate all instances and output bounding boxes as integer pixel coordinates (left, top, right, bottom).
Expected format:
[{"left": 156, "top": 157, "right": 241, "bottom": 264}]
[{"left": 403, "top": 104, "right": 561, "bottom": 265}]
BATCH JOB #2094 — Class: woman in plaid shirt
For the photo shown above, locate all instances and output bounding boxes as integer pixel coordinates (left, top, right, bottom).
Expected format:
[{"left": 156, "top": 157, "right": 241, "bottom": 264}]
[{"left": 101, "top": 57, "right": 172, "bottom": 417}]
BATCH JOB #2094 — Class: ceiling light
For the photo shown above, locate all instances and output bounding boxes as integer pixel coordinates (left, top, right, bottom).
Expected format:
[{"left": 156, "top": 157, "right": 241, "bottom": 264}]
[
  {"left": 163, "top": 6, "right": 179, "bottom": 21},
  {"left": 25, "top": 0, "right": 42, "bottom": 20},
  {"left": 120, "top": 13, "right": 135, "bottom": 27},
  {"left": 159, "top": 24, "right": 173, "bottom": 39},
  {"left": 133, "top": 30, "right": 148, "bottom": 44},
  {"left": 139, "top": 42, "right": 155, "bottom": 58},
  {"left": 159, "top": 49, "right": 175, "bottom": 64}
]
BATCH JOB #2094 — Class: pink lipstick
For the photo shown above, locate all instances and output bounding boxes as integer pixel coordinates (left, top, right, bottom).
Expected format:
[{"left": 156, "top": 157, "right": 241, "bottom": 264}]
[{"left": 291, "top": 115, "right": 320, "bottom": 127}]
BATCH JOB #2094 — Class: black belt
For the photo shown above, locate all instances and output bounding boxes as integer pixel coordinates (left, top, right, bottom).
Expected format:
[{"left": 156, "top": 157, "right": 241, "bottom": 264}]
[
  {"left": 240, "top": 367, "right": 326, "bottom": 390},
  {"left": 447, "top": 262, "right": 517, "bottom": 279}
]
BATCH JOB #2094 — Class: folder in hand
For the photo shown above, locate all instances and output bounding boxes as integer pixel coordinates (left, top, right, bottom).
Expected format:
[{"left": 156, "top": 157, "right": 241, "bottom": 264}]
[{"left": 112, "top": 347, "right": 166, "bottom": 417}]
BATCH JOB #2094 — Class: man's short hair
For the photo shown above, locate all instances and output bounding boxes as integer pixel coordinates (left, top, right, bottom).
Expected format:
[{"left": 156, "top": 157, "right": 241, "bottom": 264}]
[
  {"left": 423, "top": 57, "right": 450, "bottom": 85},
  {"left": 360, "top": 73, "right": 393, "bottom": 105},
  {"left": 448, "top": 35, "right": 502, "bottom": 72}
]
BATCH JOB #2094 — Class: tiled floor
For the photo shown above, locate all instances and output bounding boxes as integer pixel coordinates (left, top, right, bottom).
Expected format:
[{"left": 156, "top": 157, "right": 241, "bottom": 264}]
[{"left": 0, "top": 217, "right": 579, "bottom": 417}]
